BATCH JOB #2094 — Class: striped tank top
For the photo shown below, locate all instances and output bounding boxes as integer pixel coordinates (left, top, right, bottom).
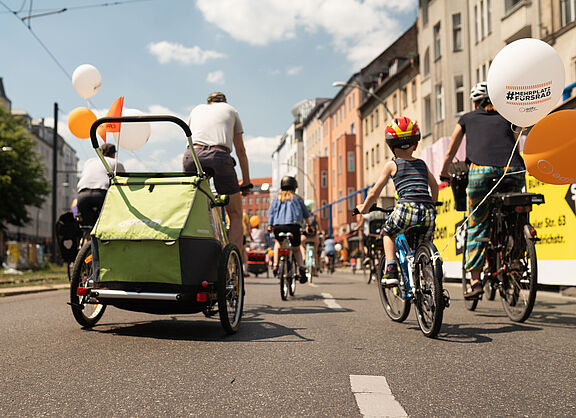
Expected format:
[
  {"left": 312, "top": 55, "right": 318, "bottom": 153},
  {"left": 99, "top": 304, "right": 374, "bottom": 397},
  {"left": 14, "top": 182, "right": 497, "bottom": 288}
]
[{"left": 391, "top": 158, "right": 433, "bottom": 204}]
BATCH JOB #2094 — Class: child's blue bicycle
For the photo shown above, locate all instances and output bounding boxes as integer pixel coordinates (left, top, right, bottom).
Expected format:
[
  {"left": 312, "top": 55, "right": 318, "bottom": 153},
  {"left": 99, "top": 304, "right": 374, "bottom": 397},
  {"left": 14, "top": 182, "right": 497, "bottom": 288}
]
[{"left": 355, "top": 204, "right": 449, "bottom": 338}]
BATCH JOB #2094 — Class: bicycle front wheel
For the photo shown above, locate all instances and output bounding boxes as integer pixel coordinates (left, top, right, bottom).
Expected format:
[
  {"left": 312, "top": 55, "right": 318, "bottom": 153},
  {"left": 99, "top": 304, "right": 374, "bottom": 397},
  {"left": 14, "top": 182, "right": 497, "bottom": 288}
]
[
  {"left": 288, "top": 258, "right": 297, "bottom": 296},
  {"left": 70, "top": 242, "right": 106, "bottom": 328},
  {"left": 378, "top": 255, "right": 410, "bottom": 322},
  {"left": 414, "top": 243, "right": 444, "bottom": 338},
  {"left": 499, "top": 227, "right": 537, "bottom": 322}
]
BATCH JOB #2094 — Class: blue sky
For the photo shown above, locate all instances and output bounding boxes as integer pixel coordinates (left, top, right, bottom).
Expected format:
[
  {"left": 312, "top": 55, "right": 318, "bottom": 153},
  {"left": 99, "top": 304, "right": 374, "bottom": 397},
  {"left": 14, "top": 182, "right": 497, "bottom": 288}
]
[{"left": 0, "top": 0, "right": 417, "bottom": 178}]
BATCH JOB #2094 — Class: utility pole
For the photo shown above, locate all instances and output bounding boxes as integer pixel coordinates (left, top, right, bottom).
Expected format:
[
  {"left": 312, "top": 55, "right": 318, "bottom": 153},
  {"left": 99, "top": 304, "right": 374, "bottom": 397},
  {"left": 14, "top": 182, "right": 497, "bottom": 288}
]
[{"left": 51, "top": 102, "right": 58, "bottom": 262}]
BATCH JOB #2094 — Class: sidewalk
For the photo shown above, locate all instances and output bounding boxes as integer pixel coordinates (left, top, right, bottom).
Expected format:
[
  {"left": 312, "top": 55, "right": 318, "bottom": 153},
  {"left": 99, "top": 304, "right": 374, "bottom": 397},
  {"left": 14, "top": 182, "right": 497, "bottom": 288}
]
[{"left": 0, "top": 283, "right": 69, "bottom": 297}]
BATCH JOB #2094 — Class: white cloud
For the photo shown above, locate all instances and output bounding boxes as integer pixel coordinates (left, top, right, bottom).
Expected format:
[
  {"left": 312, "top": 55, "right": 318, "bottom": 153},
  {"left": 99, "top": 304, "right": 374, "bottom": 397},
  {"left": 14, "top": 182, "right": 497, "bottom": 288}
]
[
  {"left": 148, "top": 41, "right": 226, "bottom": 65},
  {"left": 286, "top": 66, "right": 303, "bottom": 76},
  {"left": 195, "top": 0, "right": 417, "bottom": 67},
  {"left": 243, "top": 135, "right": 281, "bottom": 164},
  {"left": 206, "top": 70, "right": 225, "bottom": 84}
]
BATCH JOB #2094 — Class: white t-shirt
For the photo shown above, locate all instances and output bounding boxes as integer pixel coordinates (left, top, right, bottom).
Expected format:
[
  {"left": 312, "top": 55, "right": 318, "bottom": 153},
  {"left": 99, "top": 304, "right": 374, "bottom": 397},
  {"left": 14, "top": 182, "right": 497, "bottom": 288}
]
[
  {"left": 188, "top": 102, "right": 243, "bottom": 152},
  {"left": 77, "top": 156, "right": 125, "bottom": 191}
]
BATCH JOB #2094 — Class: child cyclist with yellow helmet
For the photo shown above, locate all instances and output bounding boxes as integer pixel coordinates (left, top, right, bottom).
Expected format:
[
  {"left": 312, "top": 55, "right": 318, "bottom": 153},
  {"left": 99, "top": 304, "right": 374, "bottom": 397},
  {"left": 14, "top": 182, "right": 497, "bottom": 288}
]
[{"left": 355, "top": 117, "right": 438, "bottom": 286}]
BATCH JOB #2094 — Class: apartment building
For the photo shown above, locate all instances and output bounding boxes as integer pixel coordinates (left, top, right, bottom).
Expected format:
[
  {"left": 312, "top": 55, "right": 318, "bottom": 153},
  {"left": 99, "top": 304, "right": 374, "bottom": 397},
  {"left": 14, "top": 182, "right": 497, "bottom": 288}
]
[
  {"left": 359, "top": 23, "right": 421, "bottom": 199},
  {"left": 241, "top": 177, "right": 272, "bottom": 225},
  {"left": 302, "top": 98, "right": 330, "bottom": 202},
  {"left": 319, "top": 74, "right": 362, "bottom": 236},
  {"left": 540, "top": 0, "right": 576, "bottom": 84}
]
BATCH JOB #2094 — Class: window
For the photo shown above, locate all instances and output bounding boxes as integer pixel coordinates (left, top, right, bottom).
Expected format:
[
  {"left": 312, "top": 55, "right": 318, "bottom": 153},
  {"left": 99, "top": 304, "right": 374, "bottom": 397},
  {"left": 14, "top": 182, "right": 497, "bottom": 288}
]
[
  {"left": 474, "top": 5, "right": 479, "bottom": 43},
  {"left": 332, "top": 169, "right": 335, "bottom": 186},
  {"left": 375, "top": 109, "right": 379, "bottom": 127},
  {"left": 487, "top": 0, "right": 492, "bottom": 34},
  {"left": 365, "top": 119, "right": 369, "bottom": 135},
  {"left": 370, "top": 114, "right": 374, "bottom": 132},
  {"left": 371, "top": 148, "right": 375, "bottom": 167},
  {"left": 505, "top": 0, "right": 523, "bottom": 12},
  {"left": 321, "top": 171, "right": 327, "bottom": 188},
  {"left": 452, "top": 13, "right": 462, "bottom": 51},
  {"left": 402, "top": 87, "right": 408, "bottom": 108},
  {"left": 256, "top": 197, "right": 260, "bottom": 204},
  {"left": 350, "top": 122, "right": 355, "bottom": 134},
  {"left": 423, "top": 48, "right": 430, "bottom": 76},
  {"left": 376, "top": 144, "right": 380, "bottom": 164},
  {"left": 347, "top": 188, "right": 355, "bottom": 210},
  {"left": 455, "top": 75, "right": 464, "bottom": 114},
  {"left": 338, "top": 155, "right": 342, "bottom": 174},
  {"left": 435, "top": 84, "right": 445, "bottom": 122},
  {"left": 393, "top": 94, "right": 398, "bottom": 114},
  {"left": 338, "top": 191, "right": 343, "bottom": 213},
  {"left": 248, "top": 197, "right": 253, "bottom": 205},
  {"left": 422, "top": 0, "right": 429, "bottom": 25},
  {"left": 433, "top": 23, "right": 441, "bottom": 60},
  {"left": 480, "top": 0, "right": 485, "bottom": 39},
  {"left": 347, "top": 151, "right": 355, "bottom": 172},
  {"left": 424, "top": 95, "right": 432, "bottom": 135},
  {"left": 561, "top": 0, "right": 576, "bottom": 26},
  {"left": 321, "top": 200, "right": 328, "bottom": 219},
  {"left": 412, "top": 80, "right": 417, "bottom": 102},
  {"left": 366, "top": 151, "right": 369, "bottom": 167}
]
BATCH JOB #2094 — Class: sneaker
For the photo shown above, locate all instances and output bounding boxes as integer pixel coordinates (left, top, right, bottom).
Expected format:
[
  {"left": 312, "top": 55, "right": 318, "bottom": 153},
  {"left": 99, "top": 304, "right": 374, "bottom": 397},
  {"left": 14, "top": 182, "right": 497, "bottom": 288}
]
[
  {"left": 381, "top": 268, "right": 399, "bottom": 287},
  {"left": 299, "top": 267, "right": 308, "bottom": 284}
]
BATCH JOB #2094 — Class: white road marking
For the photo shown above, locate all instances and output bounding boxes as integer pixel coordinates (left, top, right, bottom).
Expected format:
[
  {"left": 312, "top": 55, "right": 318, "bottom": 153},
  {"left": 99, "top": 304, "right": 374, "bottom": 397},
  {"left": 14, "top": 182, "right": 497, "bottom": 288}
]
[
  {"left": 321, "top": 292, "right": 345, "bottom": 311},
  {"left": 350, "top": 375, "right": 408, "bottom": 417}
]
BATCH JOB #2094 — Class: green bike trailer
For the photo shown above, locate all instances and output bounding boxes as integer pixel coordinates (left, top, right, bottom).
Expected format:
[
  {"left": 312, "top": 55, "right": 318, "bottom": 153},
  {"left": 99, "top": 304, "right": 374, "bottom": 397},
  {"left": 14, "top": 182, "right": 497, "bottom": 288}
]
[{"left": 69, "top": 115, "right": 244, "bottom": 334}]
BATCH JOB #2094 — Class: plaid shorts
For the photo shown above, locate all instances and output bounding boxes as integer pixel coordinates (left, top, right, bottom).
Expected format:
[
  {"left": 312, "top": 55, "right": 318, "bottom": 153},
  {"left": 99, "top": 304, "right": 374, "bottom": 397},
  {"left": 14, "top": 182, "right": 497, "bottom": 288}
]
[{"left": 382, "top": 202, "right": 436, "bottom": 240}]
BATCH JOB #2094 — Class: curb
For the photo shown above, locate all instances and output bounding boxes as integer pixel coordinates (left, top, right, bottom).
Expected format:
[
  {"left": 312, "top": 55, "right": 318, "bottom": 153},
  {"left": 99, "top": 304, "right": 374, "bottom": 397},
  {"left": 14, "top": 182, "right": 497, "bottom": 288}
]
[{"left": 0, "top": 283, "right": 69, "bottom": 297}]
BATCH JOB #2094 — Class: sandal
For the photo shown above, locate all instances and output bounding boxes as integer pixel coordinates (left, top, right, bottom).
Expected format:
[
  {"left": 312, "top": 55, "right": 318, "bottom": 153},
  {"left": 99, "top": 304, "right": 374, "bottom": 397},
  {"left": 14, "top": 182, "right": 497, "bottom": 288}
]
[{"left": 464, "top": 282, "right": 484, "bottom": 300}]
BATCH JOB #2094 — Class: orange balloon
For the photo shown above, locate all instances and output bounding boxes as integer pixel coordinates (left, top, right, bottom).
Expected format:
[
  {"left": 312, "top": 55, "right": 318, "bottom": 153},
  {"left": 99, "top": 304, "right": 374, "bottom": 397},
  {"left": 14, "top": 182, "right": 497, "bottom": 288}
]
[
  {"left": 68, "top": 107, "right": 97, "bottom": 139},
  {"left": 523, "top": 110, "right": 576, "bottom": 185}
]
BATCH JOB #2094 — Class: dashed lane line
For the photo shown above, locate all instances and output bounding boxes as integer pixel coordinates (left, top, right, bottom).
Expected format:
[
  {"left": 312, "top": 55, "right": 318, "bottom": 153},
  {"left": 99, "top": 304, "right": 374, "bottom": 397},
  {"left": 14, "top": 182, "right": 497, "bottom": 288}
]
[
  {"left": 350, "top": 375, "right": 408, "bottom": 417},
  {"left": 321, "top": 292, "right": 345, "bottom": 311}
]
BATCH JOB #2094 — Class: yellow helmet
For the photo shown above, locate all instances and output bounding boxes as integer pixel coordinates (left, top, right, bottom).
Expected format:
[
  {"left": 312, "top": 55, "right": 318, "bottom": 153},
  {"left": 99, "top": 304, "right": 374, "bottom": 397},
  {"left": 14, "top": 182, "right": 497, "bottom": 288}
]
[{"left": 250, "top": 215, "right": 260, "bottom": 228}]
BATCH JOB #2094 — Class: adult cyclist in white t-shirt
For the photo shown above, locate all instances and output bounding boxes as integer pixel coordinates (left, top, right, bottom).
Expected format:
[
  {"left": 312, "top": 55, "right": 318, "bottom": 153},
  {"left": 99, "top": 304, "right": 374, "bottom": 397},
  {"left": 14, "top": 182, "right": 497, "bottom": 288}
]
[
  {"left": 182, "top": 92, "right": 251, "bottom": 252},
  {"left": 76, "top": 143, "right": 124, "bottom": 227}
]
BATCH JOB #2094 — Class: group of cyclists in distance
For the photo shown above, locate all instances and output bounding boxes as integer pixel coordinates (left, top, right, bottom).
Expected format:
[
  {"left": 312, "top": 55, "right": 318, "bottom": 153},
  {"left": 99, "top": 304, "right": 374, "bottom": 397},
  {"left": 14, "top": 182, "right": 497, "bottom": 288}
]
[{"left": 74, "top": 82, "right": 532, "bottom": 310}]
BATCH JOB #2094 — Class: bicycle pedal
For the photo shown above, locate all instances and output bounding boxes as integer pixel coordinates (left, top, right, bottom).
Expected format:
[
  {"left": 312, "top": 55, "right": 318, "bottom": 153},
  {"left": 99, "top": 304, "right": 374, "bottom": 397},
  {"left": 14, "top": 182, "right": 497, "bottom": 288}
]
[{"left": 442, "top": 290, "right": 451, "bottom": 308}]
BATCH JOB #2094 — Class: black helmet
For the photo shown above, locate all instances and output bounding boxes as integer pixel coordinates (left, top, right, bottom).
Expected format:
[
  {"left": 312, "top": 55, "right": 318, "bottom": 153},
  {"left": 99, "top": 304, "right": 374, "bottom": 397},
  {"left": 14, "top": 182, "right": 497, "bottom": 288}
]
[{"left": 280, "top": 176, "right": 297, "bottom": 191}]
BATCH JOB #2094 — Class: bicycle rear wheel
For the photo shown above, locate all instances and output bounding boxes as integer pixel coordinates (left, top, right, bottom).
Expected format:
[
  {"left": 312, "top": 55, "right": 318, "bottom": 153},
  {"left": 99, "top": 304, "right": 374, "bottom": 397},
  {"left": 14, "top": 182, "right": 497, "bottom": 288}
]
[
  {"left": 414, "top": 243, "right": 444, "bottom": 338},
  {"left": 499, "top": 229, "right": 537, "bottom": 322},
  {"left": 279, "top": 258, "right": 289, "bottom": 301},
  {"left": 461, "top": 227, "right": 479, "bottom": 311},
  {"left": 288, "top": 258, "right": 297, "bottom": 296},
  {"left": 378, "top": 255, "right": 410, "bottom": 322}
]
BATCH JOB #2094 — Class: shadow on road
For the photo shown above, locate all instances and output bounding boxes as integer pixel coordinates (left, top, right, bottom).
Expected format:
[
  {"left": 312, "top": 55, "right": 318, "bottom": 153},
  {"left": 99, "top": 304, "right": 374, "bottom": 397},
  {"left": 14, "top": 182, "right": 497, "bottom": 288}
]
[
  {"left": 84, "top": 302, "right": 352, "bottom": 342},
  {"left": 432, "top": 321, "right": 541, "bottom": 343}
]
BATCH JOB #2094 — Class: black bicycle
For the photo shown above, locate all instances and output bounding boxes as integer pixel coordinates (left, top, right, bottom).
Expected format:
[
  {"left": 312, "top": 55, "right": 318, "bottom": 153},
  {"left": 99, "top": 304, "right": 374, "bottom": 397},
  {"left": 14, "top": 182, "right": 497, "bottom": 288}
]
[
  {"left": 461, "top": 181, "right": 544, "bottom": 322},
  {"left": 277, "top": 232, "right": 298, "bottom": 300}
]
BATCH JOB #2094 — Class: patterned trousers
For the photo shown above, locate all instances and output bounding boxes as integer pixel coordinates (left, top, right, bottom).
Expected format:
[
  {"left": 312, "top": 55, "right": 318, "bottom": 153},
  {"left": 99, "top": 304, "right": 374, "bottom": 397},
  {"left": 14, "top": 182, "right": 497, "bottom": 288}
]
[{"left": 465, "top": 164, "right": 525, "bottom": 272}]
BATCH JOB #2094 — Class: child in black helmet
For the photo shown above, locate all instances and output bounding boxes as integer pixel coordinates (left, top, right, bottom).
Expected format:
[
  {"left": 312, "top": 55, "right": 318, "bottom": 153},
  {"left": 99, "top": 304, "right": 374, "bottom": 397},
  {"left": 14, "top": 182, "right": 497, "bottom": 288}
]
[
  {"left": 355, "top": 117, "right": 438, "bottom": 287},
  {"left": 268, "top": 176, "right": 313, "bottom": 283}
]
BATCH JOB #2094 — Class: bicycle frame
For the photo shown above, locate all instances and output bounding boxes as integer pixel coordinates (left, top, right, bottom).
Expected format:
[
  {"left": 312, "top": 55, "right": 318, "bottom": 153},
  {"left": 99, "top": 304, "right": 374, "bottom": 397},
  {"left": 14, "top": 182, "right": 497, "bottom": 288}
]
[{"left": 395, "top": 233, "right": 415, "bottom": 300}]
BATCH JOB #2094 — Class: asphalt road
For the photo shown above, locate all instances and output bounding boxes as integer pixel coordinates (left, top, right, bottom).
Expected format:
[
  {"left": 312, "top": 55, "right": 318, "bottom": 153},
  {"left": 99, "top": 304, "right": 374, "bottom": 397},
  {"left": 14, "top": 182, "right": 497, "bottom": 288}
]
[{"left": 1, "top": 270, "right": 575, "bottom": 417}]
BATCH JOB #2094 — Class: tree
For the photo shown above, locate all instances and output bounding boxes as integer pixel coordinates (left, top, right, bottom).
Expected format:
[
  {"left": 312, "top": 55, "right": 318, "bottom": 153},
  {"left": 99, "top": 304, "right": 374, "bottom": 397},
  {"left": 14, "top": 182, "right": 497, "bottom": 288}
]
[{"left": 0, "top": 104, "right": 50, "bottom": 231}]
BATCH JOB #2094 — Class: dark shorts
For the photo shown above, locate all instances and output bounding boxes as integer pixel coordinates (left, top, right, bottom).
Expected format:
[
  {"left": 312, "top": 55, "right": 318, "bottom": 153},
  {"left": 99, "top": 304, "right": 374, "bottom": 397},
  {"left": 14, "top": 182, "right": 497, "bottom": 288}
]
[
  {"left": 77, "top": 188, "right": 107, "bottom": 227},
  {"left": 273, "top": 224, "right": 302, "bottom": 247},
  {"left": 183, "top": 147, "right": 240, "bottom": 195}
]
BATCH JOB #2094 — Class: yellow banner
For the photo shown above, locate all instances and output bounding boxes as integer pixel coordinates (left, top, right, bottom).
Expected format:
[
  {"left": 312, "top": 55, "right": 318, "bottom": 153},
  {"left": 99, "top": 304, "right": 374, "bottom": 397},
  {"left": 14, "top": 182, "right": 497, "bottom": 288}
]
[{"left": 435, "top": 176, "right": 576, "bottom": 263}]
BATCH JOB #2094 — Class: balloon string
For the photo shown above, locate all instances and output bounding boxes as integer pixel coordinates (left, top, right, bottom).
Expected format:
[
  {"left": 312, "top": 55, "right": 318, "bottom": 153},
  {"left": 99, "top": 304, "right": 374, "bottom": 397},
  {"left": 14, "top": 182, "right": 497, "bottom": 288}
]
[{"left": 433, "top": 128, "right": 525, "bottom": 262}]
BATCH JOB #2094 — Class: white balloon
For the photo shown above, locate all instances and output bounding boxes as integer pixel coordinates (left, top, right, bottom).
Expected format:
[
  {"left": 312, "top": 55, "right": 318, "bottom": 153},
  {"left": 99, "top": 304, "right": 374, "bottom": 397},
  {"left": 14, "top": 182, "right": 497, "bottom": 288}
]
[
  {"left": 113, "top": 109, "right": 151, "bottom": 151},
  {"left": 335, "top": 243, "right": 342, "bottom": 252},
  {"left": 71, "top": 64, "right": 102, "bottom": 99},
  {"left": 487, "top": 38, "right": 565, "bottom": 127}
]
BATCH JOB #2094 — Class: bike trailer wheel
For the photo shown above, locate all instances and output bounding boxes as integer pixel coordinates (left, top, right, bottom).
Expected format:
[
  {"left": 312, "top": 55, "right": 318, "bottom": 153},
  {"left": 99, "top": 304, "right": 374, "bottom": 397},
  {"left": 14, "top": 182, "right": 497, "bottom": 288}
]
[
  {"left": 414, "top": 243, "right": 444, "bottom": 338},
  {"left": 70, "top": 242, "right": 106, "bottom": 328},
  {"left": 218, "top": 243, "right": 245, "bottom": 334}
]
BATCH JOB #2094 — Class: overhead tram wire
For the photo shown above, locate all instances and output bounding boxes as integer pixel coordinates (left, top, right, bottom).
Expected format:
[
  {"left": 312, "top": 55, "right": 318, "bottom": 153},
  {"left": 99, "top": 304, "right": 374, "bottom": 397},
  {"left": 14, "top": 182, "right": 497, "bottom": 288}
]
[{"left": 0, "top": 0, "right": 158, "bottom": 16}]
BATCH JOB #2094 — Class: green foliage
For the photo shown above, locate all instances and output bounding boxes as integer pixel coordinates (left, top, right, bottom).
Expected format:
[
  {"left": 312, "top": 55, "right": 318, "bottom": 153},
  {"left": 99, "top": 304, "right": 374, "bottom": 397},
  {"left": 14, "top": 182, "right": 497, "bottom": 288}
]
[{"left": 0, "top": 105, "right": 50, "bottom": 230}]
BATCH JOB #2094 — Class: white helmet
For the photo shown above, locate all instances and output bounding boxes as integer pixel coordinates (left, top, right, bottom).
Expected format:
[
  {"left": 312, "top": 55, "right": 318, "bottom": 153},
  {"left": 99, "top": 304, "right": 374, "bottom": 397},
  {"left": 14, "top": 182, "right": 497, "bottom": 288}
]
[{"left": 470, "top": 82, "right": 489, "bottom": 102}]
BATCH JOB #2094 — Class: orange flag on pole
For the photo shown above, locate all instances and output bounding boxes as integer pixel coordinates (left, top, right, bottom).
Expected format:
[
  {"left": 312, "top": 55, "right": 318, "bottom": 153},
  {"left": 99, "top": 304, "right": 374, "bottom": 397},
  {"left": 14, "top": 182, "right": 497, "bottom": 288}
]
[{"left": 97, "top": 96, "right": 124, "bottom": 142}]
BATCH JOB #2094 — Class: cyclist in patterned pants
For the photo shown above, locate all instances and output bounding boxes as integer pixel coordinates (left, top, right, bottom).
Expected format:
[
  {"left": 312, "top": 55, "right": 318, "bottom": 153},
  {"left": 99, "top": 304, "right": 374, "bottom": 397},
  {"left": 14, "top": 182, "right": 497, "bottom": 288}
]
[{"left": 440, "top": 82, "right": 525, "bottom": 299}]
